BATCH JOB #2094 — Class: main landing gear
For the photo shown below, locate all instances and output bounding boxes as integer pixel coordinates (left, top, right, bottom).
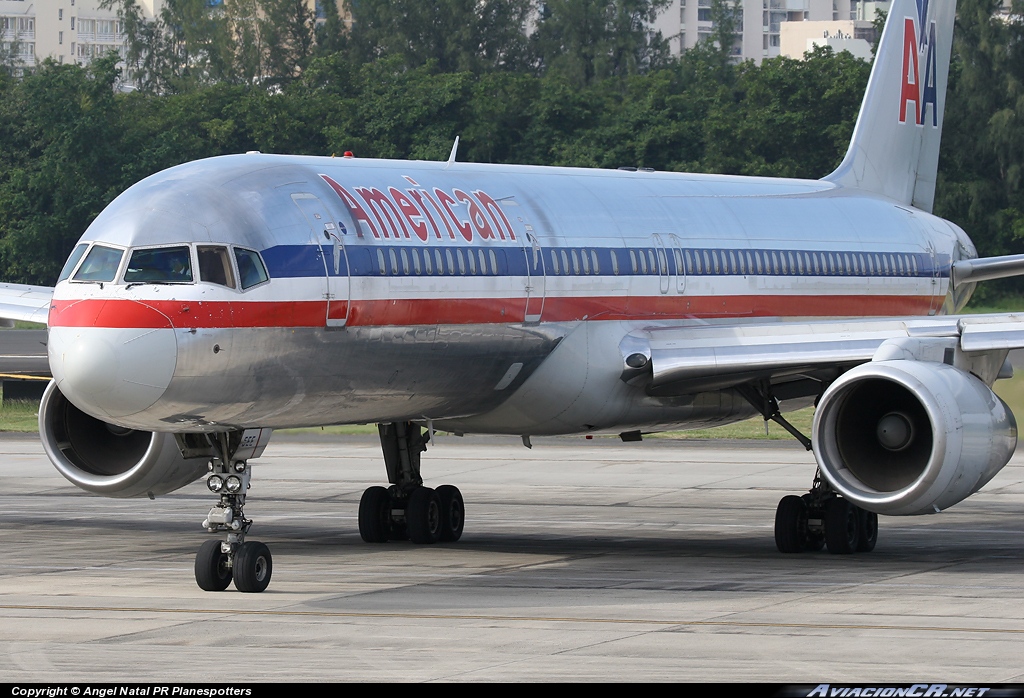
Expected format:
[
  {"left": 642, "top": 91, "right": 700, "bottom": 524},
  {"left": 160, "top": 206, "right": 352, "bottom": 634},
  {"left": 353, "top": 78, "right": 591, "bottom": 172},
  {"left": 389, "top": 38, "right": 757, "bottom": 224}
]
[
  {"left": 774, "top": 469, "right": 878, "bottom": 555},
  {"left": 193, "top": 431, "right": 274, "bottom": 592},
  {"left": 358, "top": 422, "right": 465, "bottom": 545}
]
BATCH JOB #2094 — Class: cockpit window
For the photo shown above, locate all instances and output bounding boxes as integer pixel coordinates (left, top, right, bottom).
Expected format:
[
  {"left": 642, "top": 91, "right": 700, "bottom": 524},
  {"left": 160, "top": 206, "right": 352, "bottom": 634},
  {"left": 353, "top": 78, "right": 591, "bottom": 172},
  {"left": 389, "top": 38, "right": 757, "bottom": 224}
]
[
  {"left": 124, "top": 246, "right": 193, "bottom": 283},
  {"left": 198, "top": 246, "right": 236, "bottom": 288},
  {"left": 58, "top": 244, "right": 89, "bottom": 282},
  {"left": 234, "top": 247, "right": 269, "bottom": 290},
  {"left": 73, "top": 245, "right": 124, "bottom": 282}
]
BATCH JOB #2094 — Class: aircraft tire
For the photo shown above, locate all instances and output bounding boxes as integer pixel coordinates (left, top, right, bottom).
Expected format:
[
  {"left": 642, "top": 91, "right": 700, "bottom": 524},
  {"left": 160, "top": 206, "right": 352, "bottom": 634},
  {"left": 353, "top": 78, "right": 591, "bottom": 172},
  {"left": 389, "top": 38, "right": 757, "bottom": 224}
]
[
  {"left": 801, "top": 494, "right": 826, "bottom": 551},
  {"left": 436, "top": 484, "right": 465, "bottom": 542},
  {"left": 194, "top": 539, "right": 232, "bottom": 591},
  {"left": 774, "top": 495, "right": 807, "bottom": 553},
  {"left": 406, "top": 487, "right": 441, "bottom": 544},
  {"left": 358, "top": 486, "right": 392, "bottom": 543},
  {"left": 856, "top": 509, "right": 878, "bottom": 552},
  {"left": 824, "top": 498, "right": 860, "bottom": 554},
  {"left": 233, "top": 541, "right": 272, "bottom": 593}
]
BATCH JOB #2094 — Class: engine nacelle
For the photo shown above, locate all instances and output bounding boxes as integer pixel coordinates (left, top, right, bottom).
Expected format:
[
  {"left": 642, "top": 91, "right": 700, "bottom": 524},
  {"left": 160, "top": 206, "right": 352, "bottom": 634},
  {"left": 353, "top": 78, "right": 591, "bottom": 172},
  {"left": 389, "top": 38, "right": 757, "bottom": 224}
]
[
  {"left": 39, "top": 381, "right": 208, "bottom": 498},
  {"left": 813, "top": 360, "right": 1016, "bottom": 516}
]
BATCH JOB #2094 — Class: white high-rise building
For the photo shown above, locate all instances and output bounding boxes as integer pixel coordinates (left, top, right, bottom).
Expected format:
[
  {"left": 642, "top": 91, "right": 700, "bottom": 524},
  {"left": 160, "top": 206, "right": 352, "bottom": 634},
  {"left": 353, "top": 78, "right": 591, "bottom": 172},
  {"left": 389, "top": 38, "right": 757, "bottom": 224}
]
[
  {"left": 0, "top": 1, "right": 166, "bottom": 73},
  {"left": 653, "top": 0, "right": 889, "bottom": 63}
]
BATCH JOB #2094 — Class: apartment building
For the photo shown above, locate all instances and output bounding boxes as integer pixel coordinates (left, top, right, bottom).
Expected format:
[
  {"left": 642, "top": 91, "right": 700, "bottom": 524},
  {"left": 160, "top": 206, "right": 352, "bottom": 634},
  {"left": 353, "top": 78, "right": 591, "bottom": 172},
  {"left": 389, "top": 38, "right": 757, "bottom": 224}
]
[
  {"left": 653, "top": 0, "right": 889, "bottom": 63},
  {"left": 0, "top": 1, "right": 167, "bottom": 73}
]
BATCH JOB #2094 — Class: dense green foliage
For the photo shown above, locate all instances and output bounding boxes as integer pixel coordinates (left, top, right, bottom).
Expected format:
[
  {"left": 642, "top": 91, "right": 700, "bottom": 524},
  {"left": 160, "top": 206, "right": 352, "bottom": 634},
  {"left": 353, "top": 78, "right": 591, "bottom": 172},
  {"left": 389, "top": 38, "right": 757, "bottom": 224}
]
[{"left": 0, "top": 0, "right": 1020, "bottom": 300}]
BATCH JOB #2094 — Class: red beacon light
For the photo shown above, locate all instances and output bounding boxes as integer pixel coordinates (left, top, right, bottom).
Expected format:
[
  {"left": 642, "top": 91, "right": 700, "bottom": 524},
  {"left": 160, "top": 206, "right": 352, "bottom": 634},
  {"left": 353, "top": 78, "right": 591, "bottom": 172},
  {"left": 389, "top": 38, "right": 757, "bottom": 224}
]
[{"left": 343, "top": 151, "right": 354, "bottom": 158}]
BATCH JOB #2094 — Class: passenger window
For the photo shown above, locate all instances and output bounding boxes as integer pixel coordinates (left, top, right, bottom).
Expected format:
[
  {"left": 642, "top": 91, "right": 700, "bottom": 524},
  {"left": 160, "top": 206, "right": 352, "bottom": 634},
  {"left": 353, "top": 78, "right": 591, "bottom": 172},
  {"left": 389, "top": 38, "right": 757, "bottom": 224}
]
[
  {"left": 571, "top": 250, "right": 580, "bottom": 275},
  {"left": 197, "top": 246, "right": 236, "bottom": 288},
  {"left": 561, "top": 250, "right": 569, "bottom": 275},
  {"left": 478, "top": 250, "right": 487, "bottom": 275},
  {"left": 423, "top": 249, "right": 432, "bottom": 275},
  {"left": 638, "top": 251, "right": 648, "bottom": 274},
  {"left": 456, "top": 249, "right": 466, "bottom": 275},
  {"left": 489, "top": 250, "right": 498, "bottom": 275},
  {"left": 729, "top": 250, "right": 737, "bottom": 274},
  {"left": 434, "top": 250, "right": 443, "bottom": 275},
  {"left": 581, "top": 249, "right": 590, "bottom": 275},
  {"left": 611, "top": 250, "right": 619, "bottom": 275},
  {"left": 467, "top": 249, "right": 476, "bottom": 275},
  {"left": 592, "top": 250, "right": 600, "bottom": 274},
  {"left": 630, "top": 250, "right": 638, "bottom": 274},
  {"left": 59, "top": 244, "right": 89, "bottom": 282},
  {"left": 121, "top": 246, "right": 190, "bottom": 284},
  {"left": 550, "top": 250, "right": 560, "bottom": 275},
  {"left": 234, "top": 248, "right": 269, "bottom": 290},
  {"left": 400, "top": 249, "right": 410, "bottom": 275},
  {"left": 413, "top": 249, "right": 422, "bottom": 275},
  {"left": 377, "top": 249, "right": 387, "bottom": 275},
  {"left": 445, "top": 250, "right": 455, "bottom": 275}
]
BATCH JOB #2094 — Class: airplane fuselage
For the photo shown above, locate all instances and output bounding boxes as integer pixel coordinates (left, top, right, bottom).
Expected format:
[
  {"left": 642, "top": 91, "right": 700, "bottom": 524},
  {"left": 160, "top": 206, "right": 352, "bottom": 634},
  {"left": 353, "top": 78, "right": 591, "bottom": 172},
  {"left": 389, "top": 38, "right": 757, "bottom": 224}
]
[{"left": 46, "top": 153, "right": 975, "bottom": 435}]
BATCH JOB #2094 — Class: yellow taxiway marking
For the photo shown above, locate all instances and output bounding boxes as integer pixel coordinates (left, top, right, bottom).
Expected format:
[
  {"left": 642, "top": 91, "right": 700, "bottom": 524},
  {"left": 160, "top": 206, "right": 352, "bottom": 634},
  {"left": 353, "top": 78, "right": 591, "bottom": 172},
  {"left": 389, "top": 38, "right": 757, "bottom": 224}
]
[{"left": 0, "top": 604, "right": 1021, "bottom": 634}]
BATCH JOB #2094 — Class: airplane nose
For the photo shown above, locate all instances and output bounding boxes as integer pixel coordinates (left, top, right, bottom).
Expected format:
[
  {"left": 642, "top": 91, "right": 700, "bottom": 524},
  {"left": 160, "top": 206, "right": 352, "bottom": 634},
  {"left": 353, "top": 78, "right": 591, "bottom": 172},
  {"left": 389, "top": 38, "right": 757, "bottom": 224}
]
[{"left": 49, "top": 302, "right": 177, "bottom": 419}]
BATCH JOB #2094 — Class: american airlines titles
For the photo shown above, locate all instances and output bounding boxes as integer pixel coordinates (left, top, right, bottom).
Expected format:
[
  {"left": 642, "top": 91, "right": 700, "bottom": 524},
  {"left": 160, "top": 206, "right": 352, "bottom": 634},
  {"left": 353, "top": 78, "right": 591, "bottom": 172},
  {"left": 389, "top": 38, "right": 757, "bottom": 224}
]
[
  {"left": 320, "top": 173, "right": 518, "bottom": 244},
  {"left": 898, "top": 0, "right": 939, "bottom": 127}
]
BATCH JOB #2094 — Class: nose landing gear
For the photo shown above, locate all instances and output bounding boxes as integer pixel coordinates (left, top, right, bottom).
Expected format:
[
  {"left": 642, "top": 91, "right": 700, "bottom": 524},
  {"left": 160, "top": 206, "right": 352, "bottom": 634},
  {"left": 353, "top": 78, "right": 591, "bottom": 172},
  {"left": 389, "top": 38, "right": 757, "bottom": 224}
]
[{"left": 192, "top": 430, "right": 274, "bottom": 592}]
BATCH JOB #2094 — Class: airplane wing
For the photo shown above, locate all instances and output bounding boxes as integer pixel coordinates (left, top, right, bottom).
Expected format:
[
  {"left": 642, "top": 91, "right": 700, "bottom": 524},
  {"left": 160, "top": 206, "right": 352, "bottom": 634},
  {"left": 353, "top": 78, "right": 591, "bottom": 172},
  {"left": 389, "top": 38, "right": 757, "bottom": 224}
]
[
  {"left": 0, "top": 283, "right": 53, "bottom": 326},
  {"left": 623, "top": 313, "right": 1024, "bottom": 398}
]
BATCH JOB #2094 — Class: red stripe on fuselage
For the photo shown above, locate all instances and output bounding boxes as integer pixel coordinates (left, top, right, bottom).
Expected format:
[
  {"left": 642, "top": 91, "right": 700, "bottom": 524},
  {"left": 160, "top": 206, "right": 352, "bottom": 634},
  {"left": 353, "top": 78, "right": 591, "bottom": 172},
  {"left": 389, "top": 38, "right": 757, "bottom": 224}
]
[
  {"left": 49, "top": 299, "right": 328, "bottom": 328},
  {"left": 49, "top": 295, "right": 938, "bottom": 329}
]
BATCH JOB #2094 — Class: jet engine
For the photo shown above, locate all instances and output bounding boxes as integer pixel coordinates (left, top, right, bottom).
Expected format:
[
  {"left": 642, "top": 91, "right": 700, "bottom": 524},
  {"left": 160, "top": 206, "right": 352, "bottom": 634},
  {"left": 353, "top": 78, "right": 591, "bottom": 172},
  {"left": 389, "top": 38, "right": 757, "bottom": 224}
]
[
  {"left": 38, "top": 381, "right": 207, "bottom": 498},
  {"left": 812, "top": 360, "right": 1016, "bottom": 516}
]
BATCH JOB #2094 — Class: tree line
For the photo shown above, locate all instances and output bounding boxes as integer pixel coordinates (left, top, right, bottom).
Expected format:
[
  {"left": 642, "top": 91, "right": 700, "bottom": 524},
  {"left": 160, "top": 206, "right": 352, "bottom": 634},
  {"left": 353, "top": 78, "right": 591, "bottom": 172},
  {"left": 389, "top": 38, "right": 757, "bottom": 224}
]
[{"left": 0, "top": 0, "right": 1020, "bottom": 301}]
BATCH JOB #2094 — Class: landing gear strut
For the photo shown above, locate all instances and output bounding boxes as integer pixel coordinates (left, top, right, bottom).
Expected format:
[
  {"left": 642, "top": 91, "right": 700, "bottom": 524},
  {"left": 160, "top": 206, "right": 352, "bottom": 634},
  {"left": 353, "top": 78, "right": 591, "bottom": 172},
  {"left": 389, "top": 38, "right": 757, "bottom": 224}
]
[
  {"left": 774, "top": 469, "right": 878, "bottom": 554},
  {"left": 358, "top": 422, "right": 465, "bottom": 545},
  {"left": 194, "top": 430, "right": 274, "bottom": 592}
]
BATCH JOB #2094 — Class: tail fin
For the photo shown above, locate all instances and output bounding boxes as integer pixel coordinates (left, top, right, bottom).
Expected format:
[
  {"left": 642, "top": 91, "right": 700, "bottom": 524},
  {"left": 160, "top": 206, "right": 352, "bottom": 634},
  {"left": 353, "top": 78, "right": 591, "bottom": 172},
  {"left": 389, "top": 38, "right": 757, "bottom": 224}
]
[{"left": 824, "top": 0, "right": 956, "bottom": 212}]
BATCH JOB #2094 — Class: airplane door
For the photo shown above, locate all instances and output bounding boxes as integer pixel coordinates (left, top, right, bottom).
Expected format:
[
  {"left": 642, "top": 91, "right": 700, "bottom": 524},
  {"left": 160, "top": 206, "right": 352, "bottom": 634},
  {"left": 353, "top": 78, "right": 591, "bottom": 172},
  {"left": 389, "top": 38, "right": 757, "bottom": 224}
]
[
  {"left": 927, "top": 241, "right": 942, "bottom": 316},
  {"left": 499, "top": 199, "right": 546, "bottom": 324},
  {"left": 652, "top": 234, "right": 672, "bottom": 295},
  {"left": 669, "top": 234, "right": 687, "bottom": 294},
  {"left": 522, "top": 230, "right": 546, "bottom": 323},
  {"left": 292, "top": 193, "right": 350, "bottom": 327}
]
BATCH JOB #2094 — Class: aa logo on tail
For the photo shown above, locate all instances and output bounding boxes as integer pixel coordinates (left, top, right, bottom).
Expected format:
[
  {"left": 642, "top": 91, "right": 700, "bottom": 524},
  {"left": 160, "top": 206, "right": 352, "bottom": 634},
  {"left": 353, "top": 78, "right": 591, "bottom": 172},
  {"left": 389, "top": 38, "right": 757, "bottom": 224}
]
[{"left": 899, "top": 0, "right": 939, "bottom": 126}]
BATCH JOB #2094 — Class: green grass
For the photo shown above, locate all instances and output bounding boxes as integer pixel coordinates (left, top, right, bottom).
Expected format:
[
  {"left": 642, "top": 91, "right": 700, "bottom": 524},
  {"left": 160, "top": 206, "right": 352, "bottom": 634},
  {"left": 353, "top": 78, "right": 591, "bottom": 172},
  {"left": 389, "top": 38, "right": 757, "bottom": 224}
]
[{"left": 0, "top": 399, "right": 39, "bottom": 432}]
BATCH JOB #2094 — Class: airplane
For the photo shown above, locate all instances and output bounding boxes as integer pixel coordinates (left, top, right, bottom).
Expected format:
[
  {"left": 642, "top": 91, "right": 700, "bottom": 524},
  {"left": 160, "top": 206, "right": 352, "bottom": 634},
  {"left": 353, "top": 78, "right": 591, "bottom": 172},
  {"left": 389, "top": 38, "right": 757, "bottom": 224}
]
[{"left": 2, "top": 0, "right": 1023, "bottom": 593}]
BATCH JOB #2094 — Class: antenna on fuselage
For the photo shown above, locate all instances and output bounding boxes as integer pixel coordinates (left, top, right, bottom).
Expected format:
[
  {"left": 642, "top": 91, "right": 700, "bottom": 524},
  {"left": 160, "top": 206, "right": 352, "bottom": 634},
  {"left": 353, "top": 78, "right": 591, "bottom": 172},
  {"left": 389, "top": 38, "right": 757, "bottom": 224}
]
[{"left": 445, "top": 136, "right": 460, "bottom": 169}]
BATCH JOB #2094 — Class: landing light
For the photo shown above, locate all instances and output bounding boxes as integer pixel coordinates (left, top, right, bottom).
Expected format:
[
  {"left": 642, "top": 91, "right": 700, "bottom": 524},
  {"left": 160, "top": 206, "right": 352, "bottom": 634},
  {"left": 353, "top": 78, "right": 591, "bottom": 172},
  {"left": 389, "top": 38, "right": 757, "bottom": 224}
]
[
  {"left": 207, "top": 476, "right": 225, "bottom": 493},
  {"left": 225, "top": 476, "right": 243, "bottom": 493}
]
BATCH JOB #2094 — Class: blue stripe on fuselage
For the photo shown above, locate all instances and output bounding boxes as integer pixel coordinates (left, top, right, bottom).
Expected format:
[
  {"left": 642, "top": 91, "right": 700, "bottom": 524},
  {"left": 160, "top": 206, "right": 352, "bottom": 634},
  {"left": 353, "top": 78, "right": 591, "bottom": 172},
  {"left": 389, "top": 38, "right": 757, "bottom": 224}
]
[{"left": 260, "top": 244, "right": 947, "bottom": 281}]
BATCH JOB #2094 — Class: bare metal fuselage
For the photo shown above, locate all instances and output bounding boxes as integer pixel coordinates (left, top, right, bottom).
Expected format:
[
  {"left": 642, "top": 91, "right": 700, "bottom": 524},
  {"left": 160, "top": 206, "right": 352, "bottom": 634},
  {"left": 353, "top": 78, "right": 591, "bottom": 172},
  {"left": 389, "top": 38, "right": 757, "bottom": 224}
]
[{"left": 46, "top": 154, "right": 973, "bottom": 436}]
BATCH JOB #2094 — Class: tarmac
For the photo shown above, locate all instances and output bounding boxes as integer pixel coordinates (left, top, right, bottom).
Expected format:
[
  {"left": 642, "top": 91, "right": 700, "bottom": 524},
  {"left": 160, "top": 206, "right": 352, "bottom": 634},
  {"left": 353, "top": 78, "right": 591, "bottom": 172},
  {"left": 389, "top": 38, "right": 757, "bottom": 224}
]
[{"left": 1, "top": 432, "right": 1023, "bottom": 682}]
